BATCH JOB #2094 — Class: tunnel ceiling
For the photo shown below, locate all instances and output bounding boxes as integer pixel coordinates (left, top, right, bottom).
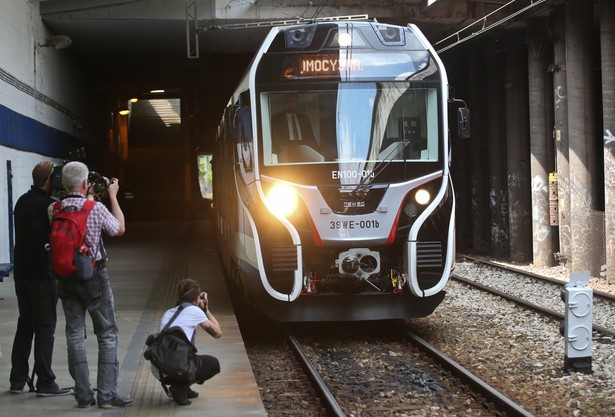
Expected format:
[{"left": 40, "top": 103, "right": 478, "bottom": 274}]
[{"left": 39, "top": 0, "right": 555, "bottom": 139}]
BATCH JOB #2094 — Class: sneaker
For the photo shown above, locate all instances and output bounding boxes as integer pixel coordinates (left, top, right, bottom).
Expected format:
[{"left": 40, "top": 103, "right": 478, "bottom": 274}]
[
  {"left": 169, "top": 385, "right": 191, "bottom": 406},
  {"left": 77, "top": 398, "right": 96, "bottom": 408},
  {"left": 187, "top": 388, "right": 199, "bottom": 399},
  {"left": 9, "top": 387, "right": 25, "bottom": 394},
  {"left": 36, "top": 386, "right": 72, "bottom": 397},
  {"left": 98, "top": 396, "right": 133, "bottom": 409}
]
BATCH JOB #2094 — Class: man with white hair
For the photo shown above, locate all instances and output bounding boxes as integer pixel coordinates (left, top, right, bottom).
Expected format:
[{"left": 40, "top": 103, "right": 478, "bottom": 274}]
[{"left": 50, "top": 161, "right": 131, "bottom": 409}]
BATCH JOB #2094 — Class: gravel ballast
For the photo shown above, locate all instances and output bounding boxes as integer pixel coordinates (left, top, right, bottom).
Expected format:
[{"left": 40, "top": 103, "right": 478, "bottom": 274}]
[{"left": 405, "top": 260, "right": 615, "bottom": 417}]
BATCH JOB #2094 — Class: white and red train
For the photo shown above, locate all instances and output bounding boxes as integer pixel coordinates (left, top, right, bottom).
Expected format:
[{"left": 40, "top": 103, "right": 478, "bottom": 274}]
[{"left": 213, "top": 20, "right": 467, "bottom": 321}]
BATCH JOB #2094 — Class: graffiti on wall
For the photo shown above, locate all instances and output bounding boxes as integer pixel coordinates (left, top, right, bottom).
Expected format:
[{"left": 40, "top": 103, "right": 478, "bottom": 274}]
[
  {"left": 603, "top": 128, "right": 615, "bottom": 276},
  {"left": 554, "top": 85, "right": 566, "bottom": 118},
  {"left": 489, "top": 181, "right": 509, "bottom": 254},
  {"left": 531, "top": 175, "right": 551, "bottom": 246}
]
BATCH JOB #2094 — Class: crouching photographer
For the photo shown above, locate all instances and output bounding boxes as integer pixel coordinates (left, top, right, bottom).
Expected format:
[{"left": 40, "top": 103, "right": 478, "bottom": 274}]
[{"left": 150, "top": 279, "right": 222, "bottom": 406}]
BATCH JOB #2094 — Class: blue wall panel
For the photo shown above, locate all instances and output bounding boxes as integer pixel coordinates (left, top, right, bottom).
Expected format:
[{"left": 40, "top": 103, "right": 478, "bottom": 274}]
[{"left": 0, "top": 103, "right": 76, "bottom": 158}]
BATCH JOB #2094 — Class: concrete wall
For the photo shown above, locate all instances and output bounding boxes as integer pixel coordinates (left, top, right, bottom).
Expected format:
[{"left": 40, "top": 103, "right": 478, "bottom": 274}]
[{"left": 0, "top": 1, "right": 92, "bottom": 265}]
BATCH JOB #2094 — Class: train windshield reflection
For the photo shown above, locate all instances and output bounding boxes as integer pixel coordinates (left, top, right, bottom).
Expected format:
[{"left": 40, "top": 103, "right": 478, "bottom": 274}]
[{"left": 261, "top": 83, "right": 440, "bottom": 166}]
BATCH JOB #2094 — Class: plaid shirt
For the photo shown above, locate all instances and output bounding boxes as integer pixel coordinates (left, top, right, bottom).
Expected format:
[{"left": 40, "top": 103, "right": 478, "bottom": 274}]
[{"left": 49, "top": 193, "right": 121, "bottom": 262}]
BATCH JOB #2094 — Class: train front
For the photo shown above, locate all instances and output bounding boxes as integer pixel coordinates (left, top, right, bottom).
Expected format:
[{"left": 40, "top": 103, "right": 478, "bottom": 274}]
[{"left": 239, "top": 21, "right": 454, "bottom": 321}]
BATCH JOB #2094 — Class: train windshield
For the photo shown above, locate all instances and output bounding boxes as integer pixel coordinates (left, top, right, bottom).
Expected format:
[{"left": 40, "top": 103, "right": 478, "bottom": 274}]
[{"left": 261, "top": 83, "right": 440, "bottom": 167}]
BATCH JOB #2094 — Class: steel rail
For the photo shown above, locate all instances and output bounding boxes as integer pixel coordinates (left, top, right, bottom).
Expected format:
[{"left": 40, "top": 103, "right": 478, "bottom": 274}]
[
  {"left": 459, "top": 254, "right": 615, "bottom": 301},
  {"left": 285, "top": 331, "right": 346, "bottom": 417},
  {"left": 451, "top": 272, "right": 615, "bottom": 339},
  {"left": 403, "top": 329, "right": 535, "bottom": 417}
]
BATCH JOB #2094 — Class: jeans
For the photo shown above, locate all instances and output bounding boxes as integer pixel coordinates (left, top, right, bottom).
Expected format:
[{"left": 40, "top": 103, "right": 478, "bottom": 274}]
[
  {"left": 10, "top": 277, "right": 59, "bottom": 390},
  {"left": 58, "top": 267, "right": 119, "bottom": 403}
]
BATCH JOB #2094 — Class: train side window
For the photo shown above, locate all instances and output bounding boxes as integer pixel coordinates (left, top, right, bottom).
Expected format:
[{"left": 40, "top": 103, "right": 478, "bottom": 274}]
[{"left": 238, "top": 90, "right": 250, "bottom": 107}]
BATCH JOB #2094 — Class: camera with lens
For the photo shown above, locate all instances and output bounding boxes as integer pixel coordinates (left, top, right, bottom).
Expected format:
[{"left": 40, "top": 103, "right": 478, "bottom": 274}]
[
  {"left": 49, "top": 147, "right": 89, "bottom": 199},
  {"left": 88, "top": 171, "right": 108, "bottom": 194},
  {"left": 199, "top": 293, "right": 207, "bottom": 309},
  {"left": 50, "top": 165, "right": 65, "bottom": 197}
]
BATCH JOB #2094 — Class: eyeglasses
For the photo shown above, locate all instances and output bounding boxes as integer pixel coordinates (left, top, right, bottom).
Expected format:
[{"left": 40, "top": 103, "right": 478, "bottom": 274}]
[{"left": 46, "top": 164, "right": 56, "bottom": 182}]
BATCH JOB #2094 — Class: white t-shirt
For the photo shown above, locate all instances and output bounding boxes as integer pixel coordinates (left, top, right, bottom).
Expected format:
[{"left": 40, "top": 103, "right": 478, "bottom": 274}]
[{"left": 160, "top": 304, "right": 207, "bottom": 342}]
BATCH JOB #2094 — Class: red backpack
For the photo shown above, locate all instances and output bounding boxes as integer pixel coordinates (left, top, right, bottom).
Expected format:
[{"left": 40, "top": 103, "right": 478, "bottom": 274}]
[{"left": 50, "top": 200, "right": 96, "bottom": 279}]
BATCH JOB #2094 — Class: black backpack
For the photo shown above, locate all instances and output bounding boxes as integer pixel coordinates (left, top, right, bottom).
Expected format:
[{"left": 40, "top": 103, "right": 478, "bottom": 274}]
[{"left": 144, "top": 303, "right": 199, "bottom": 389}]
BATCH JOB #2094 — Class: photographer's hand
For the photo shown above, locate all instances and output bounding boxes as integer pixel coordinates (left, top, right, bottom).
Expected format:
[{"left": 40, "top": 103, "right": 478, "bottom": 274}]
[
  {"left": 200, "top": 307, "right": 222, "bottom": 339},
  {"left": 198, "top": 292, "right": 208, "bottom": 310},
  {"left": 86, "top": 183, "right": 96, "bottom": 201},
  {"left": 106, "top": 178, "right": 125, "bottom": 235},
  {"left": 107, "top": 177, "right": 120, "bottom": 199}
]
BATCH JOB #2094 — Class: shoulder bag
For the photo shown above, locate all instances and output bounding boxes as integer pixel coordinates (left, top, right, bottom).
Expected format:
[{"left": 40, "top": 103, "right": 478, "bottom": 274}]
[{"left": 143, "top": 303, "right": 199, "bottom": 383}]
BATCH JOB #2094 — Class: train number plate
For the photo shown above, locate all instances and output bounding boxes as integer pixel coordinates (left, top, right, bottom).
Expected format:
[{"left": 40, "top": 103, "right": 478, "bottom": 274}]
[{"left": 330, "top": 220, "right": 380, "bottom": 230}]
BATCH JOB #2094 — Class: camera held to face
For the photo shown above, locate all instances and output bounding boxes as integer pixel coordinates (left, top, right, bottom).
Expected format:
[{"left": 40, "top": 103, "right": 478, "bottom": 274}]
[
  {"left": 88, "top": 171, "right": 109, "bottom": 197},
  {"left": 49, "top": 148, "right": 114, "bottom": 200}
]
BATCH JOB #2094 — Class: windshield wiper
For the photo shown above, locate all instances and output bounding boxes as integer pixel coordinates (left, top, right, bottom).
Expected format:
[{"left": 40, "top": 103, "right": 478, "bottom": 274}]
[{"left": 350, "top": 137, "right": 412, "bottom": 198}]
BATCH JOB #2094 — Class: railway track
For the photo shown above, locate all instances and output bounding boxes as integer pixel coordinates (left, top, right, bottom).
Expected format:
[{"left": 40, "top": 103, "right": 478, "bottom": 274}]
[
  {"left": 285, "top": 331, "right": 345, "bottom": 417},
  {"left": 249, "top": 322, "right": 535, "bottom": 416},
  {"left": 458, "top": 255, "right": 615, "bottom": 302},
  {"left": 455, "top": 255, "right": 615, "bottom": 341},
  {"left": 402, "top": 329, "right": 533, "bottom": 417},
  {"left": 241, "top": 314, "right": 536, "bottom": 416},
  {"left": 238, "top": 256, "right": 615, "bottom": 416}
]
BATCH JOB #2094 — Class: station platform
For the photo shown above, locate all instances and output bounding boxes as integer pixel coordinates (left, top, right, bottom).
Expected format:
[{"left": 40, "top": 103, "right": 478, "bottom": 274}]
[{"left": 0, "top": 220, "right": 268, "bottom": 417}]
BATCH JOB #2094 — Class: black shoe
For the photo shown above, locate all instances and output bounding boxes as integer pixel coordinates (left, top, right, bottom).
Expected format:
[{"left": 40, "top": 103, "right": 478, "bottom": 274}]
[
  {"left": 187, "top": 388, "right": 199, "bottom": 399},
  {"left": 36, "top": 386, "right": 72, "bottom": 397},
  {"left": 98, "top": 396, "right": 133, "bottom": 409},
  {"left": 169, "top": 385, "right": 191, "bottom": 406},
  {"left": 77, "top": 398, "right": 97, "bottom": 408},
  {"left": 9, "top": 386, "right": 25, "bottom": 394}
]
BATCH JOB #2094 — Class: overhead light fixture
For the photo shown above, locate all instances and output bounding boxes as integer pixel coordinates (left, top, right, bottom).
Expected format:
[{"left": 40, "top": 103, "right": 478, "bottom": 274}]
[
  {"left": 129, "top": 98, "right": 139, "bottom": 103},
  {"left": 40, "top": 35, "right": 73, "bottom": 49},
  {"left": 118, "top": 100, "right": 133, "bottom": 116},
  {"left": 150, "top": 89, "right": 165, "bottom": 94},
  {"left": 338, "top": 32, "right": 352, "bottom": 47}
]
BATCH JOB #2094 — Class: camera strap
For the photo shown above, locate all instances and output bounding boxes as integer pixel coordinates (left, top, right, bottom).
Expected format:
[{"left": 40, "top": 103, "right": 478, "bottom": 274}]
[
  {"left": 161, "top": 302, "right": 193, "bottom": 331},
  {"left": 61, "top": 193, "right": 87, "bottom": 200}
]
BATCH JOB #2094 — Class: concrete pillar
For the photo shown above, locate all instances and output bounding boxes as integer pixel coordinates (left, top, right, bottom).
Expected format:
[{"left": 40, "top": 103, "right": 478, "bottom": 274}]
[
  {"left": 468, "top": 46, "right": 490, "bottom": 254},
  {"left": 566, "top": 0, "right": 601, "bottom": 275},
  {"left": 448, "top": 56, "right": 473, "bottom": 251},
  {"left": 552, "top": 6, "right": 571, "bottom": 266},
  {"left": 505, "top": 37, "right": 532, "bottom": 262},
  {"left": 486, "top": 40, "right": 509, "bottom": 258},
  {"left": 528, "top": 19, "right": 556, "bottom": 266},
  {"left": 601, "top": 0, "right": 615, "bottom": 284}
]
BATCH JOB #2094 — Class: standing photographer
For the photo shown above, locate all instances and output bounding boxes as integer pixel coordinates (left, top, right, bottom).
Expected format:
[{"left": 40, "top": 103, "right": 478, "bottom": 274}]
[
  {"left": 10, "top": 161, "right": 70, "bottom": 396},
  {"left": 50, "top": 161, "right": 132, "bottom": 409},
  {"left": 158, "top": 278, "right": 222, "bottom": 406}
]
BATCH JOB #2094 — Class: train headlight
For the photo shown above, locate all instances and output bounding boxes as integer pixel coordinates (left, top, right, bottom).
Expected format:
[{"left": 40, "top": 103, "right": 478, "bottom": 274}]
[
  {"left": 266, "top": 184, "right": 298, "bottom": 217},
  {"left": 415, "top": 189, "right": 431, "bottom": 205}
]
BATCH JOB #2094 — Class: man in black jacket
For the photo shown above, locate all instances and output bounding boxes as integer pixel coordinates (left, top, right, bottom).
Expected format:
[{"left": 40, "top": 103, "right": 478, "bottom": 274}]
[
  {"left": 10, "top": 161, "right": 70, "bottom": 396},
  {"left": 271, "top": 93, "right": 317, "bottom": 151}
]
